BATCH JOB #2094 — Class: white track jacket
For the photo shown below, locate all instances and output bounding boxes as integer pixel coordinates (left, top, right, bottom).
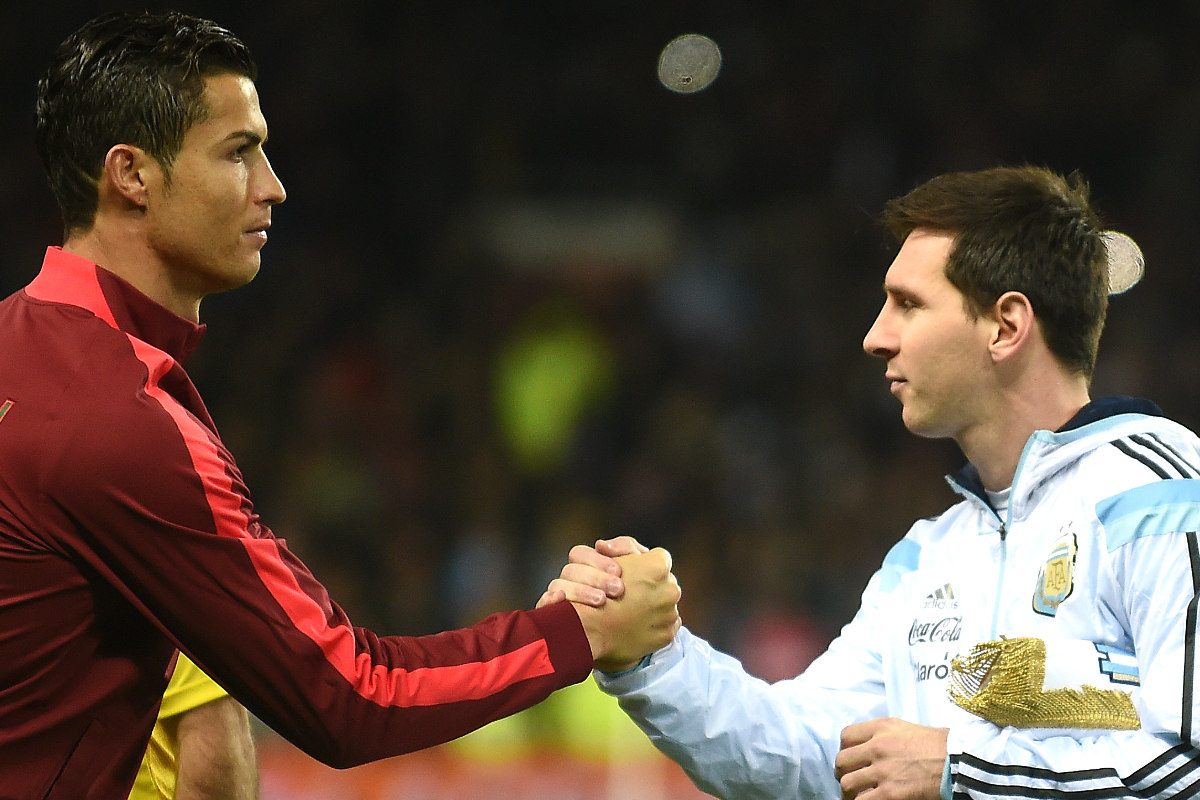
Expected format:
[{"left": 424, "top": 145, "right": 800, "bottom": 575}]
[{"left": 597, "top": 398, "right": 1200, "bottom": 800}]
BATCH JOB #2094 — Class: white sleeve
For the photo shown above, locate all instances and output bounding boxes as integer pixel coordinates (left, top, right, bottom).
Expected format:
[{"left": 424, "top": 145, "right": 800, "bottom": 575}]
[
  {"left": 596, "top": 569, "right": 896, "bottom": 800},
  {"left": 947, "top": 480, "right": 1200, "bottom": 800}
]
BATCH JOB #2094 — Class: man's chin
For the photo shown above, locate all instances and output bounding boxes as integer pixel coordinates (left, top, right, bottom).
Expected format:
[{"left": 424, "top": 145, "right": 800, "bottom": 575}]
[
  {"left": 901, "top": 410, "right": 950, "bottom": 440},
  {"left": 900, "top": 406, "right": 922, "bottom": 433},
  {"left": 216, "top": 260, "right": 261, "bottom": 292}
]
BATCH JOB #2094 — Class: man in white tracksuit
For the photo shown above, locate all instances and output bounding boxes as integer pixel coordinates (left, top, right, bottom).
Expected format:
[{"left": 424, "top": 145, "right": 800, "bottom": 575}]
[{"left": 543, "top": 165, "right": 1200, "bottom": 800}]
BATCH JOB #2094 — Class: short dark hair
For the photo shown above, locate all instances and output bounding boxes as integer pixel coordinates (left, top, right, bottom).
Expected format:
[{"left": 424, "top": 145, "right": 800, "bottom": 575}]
[
  {"left": 35, "top": 11, "right": 257, "bottom": 237},
  {"left": 881, "top": 165, "right": 1108, "bottom": 378}
]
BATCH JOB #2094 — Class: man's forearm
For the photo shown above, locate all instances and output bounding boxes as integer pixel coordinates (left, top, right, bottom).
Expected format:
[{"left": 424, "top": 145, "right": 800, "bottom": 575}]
[{"left": 175, "top": 697, "right": 258, "bottom": 800}]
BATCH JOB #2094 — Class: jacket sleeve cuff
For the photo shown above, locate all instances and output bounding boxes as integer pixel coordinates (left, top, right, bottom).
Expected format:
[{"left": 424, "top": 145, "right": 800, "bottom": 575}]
[
  {"left": 528, "top": 601, "right": 594, "bottom": 687},
  {"left": 593, "top": 626, "right": 690, "bottom": 694},
  {"left": 596, "top": 654, "right": 652, "bottom": 678}
]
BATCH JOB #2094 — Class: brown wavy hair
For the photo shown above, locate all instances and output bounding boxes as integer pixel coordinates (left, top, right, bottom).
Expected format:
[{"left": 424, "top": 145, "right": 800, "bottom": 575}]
[{"left": 881, "top": 165, "right": 1108, "bottom": 378}]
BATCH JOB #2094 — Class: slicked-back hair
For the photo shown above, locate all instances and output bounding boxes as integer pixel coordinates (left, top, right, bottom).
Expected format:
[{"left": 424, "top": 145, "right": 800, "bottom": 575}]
[
  {"left": 35, "top": 11, "right": 257, "bottom": 237},
  {"left": 881, "top": 165, "right": 1108, "bottom": 379}
]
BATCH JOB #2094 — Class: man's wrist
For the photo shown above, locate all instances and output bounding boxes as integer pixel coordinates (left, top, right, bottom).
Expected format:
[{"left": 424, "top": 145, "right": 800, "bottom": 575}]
[{"left": 595, "top": 653, "right": 652, "bottom": 677}]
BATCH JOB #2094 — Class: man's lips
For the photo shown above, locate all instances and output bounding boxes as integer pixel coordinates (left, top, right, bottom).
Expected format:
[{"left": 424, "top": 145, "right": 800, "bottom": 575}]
[{"left": 244, "top": 222, "right": 271, "bottom": 244}]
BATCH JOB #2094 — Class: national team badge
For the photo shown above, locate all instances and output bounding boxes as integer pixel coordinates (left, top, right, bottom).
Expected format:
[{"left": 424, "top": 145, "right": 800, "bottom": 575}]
[{"left": 1032, "top": 531, "right": 1077, "bottom": 616}]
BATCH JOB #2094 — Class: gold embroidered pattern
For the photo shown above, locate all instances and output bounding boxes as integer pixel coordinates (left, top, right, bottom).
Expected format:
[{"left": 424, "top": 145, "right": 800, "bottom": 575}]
[{"left": 948, "top": 637, "right": 1140, "bottom": 730}]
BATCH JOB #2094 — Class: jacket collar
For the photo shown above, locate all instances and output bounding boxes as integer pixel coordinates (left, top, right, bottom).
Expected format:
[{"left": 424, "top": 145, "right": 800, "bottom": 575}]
[
  {"left": 949, "top": 396, "right": 1165, "bottom": 508},
  {"left": 25, "top": 247, "right": 207, "bottom": 363},
  {"left": 1056, "top": 395, "right": 1163, "bottom": 432}
]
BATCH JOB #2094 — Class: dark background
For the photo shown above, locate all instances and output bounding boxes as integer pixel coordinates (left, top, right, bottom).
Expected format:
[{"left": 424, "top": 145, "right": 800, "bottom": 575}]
[{"left": 6, "top": 1, "right": 1200, "bottom": 677}]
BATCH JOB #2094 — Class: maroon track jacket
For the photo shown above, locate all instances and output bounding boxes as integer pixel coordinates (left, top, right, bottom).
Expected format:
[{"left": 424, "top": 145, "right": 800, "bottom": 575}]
[{"left": 0, "top": 248, "right": 592, "bottom": 799}]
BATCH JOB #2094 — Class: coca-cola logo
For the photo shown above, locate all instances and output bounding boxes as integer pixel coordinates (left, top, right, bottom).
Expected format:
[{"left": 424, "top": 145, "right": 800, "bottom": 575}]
[{"left": 908, "top": 617, "right": 962, "bottom": 645}]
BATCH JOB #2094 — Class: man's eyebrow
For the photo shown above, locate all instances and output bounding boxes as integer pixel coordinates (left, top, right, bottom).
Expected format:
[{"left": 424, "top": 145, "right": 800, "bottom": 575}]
[
  {"left": 225, "top": 129, "right": 264, "bottom": 147},
  {"left": 883, "top": 283, "right": 920, "bottom": 301}
]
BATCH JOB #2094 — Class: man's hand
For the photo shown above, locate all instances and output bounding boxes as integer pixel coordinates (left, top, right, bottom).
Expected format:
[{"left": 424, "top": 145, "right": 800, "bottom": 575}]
[
  {"left": 536, "top": 536, "right": 650, "bottom": 609},
  {"left": 569, "top": 548, "right": 681, "bottom": 673},
  {"left": 835, "top": 718, "right": 947, "bottom": 800}
]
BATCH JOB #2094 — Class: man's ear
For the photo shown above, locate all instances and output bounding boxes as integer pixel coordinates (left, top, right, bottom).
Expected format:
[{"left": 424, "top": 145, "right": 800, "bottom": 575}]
[
  {"left": 101, "top": 143, "right": 156, "bottom": 210},
  {"left": 989, "top": 291, "right": 1035, "bottom": 363}
]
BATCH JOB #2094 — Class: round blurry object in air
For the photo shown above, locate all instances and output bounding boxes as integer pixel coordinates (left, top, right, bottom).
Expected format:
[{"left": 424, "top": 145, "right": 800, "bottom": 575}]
[
  {"left": 1101, "top": 231, "right": 1145, "bottom": 295},
  {"left": 657, "top": 33, "right": 722, "bottom": 94}
]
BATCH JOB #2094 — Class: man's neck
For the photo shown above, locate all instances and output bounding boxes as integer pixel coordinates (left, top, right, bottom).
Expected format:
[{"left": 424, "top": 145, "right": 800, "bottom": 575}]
[
  {"left": 959, "top": 385, "right": 1090, "bottom": 491},
  {"left": 62, "top": 229, "right": 202, "bottom": 322}
]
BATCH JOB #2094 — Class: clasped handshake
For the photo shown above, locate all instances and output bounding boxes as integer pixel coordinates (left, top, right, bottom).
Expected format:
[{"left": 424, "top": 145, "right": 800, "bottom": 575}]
[{"left": 537, "top": 536, "right": 683, "bottom": 673}]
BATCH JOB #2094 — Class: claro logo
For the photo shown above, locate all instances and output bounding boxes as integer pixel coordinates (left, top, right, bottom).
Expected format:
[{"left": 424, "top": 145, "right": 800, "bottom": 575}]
[{"left": 908, "top": 617, "right": 962, "bottom": 645}]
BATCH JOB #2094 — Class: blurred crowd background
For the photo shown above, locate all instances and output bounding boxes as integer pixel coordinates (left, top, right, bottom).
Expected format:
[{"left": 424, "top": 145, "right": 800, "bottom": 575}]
[{"left": 4, "top": 2, "right": 1200, "bottom": 791}]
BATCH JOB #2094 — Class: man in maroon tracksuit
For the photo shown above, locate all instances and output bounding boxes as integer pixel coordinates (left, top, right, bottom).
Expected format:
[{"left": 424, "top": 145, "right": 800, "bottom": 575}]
[{"left": 0, "top": 11, "right": 681, "bottom": 798}]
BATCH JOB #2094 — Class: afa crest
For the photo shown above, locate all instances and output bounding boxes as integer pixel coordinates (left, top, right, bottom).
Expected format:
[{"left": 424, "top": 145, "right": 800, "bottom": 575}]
[{"left": 1032, "top": 531, "right": 1077, "bottom": 617}]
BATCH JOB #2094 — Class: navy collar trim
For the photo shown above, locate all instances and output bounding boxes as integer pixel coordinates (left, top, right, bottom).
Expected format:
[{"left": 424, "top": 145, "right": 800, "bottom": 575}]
[{"left": 951, "top": 396, "right": 1164, "bottom": 496}]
